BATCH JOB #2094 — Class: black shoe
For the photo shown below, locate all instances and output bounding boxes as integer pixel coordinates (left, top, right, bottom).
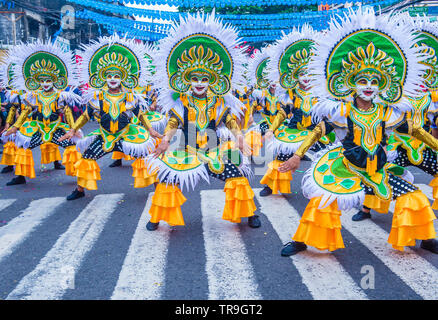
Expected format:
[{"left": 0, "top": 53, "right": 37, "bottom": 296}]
[
  {"left": 248, "top": 215, "right": 261, "bottom": 228},
  {"left": 67, "top": 188, "right": 85, "bottom": 201},
  {"left": 259, "top": 186, "right": 272, "bottom": 197},
  {"left": 109, "top": 159, "right": 122, "bottom": 168},
  {"left": 1, "top": 165, "right": 14, "bottom": 174},
  {"left": 146, "top": 221, "right": 159, "bottom": 231},
  {"left": 54, "top": 161, "right": 65, "bottom": 170},
  {"left": 352, "top": 210, "right": 371, "bottom": 221},
  {"left": 420, "top": 239, "right": 438, "bottom": 254},
  {"left": 281, "top": 241, "right": 307, "bottom": 256},
  {"left": 6, "top": 175, "right": 26, "bottom": 186}
]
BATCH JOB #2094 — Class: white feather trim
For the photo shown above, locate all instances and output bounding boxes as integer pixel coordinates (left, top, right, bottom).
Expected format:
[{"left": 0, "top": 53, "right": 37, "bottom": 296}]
[
  {"left": 14, "top": 131, "right": 32, "bottom": 149},
  {"left": 145, "top": 154, "right": 211, "bottom": 191},
  {"left": 76, "top": 135, "right": 97, "bottom": 154},
  {"left": 121, "top": 137, "right": 156, "bottom": 158},
  {"left": 1, "top": 132, "right": 16, "bottom": 144}
]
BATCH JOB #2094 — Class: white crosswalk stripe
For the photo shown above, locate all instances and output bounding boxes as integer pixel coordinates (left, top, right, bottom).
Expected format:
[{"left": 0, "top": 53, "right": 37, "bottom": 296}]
[
  {"left": 341, "top": 208, "right": 438, "bottom": 300},
  {"left": 255, "top": 190, "right": 368, "bottom": 300},
  {"left": 0, "top": 187, "right": 437, "bottom": 300},
  {"left": 6, "top": 193, "right": 124, "bottom": 300},
  {"left": 201, "top": 190, "right": 262, "bottom": 300},
  {"left": 0, "top": 199, "right": 16, "bottom": 212},
  {"left": 0, "top": 198, "right": 64, "bottom": 265},
  {"left": 111, "top": 193, "right": 170, "bottom": 300}
]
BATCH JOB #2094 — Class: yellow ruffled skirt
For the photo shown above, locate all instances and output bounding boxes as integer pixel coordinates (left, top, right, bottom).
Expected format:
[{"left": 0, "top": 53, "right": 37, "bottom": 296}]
[
  {"left": 14, "top": 148, "right": 35, "bottom": 179},
  {"left": 112, "top": 151, "right": 134, "bottom": 161},
  {"left": 292, "top": 196, "right": 344, "bottom": 251},
  {"left": 40, "top": 142, "right": 62, "bottom": 164},
  {"left": 363, "top": 194, "right": 391, "bottom": 214},
  {"left": 223, "top": 177, "right": 257, "bottom": 223},
  {"left": 388, "top": 190, "right": 436, "bottom": 251},
  {"left": 74, "top": 158, "right": 101, "bottom": 190},
  {"left": 132, "top": 158, "right": 158, "bottom": 188},
  {"left": 429, "top": 176, "right": 438, "bottom": 210},
  {"left": 62, "top": 146, "right": 82, "bottom": 177},
  {"left": 260, "top": 160, "right": 292, "bottom": 194},
  {"left": 1, "top": 141, "right": 17, "bottom": 166},
  {"left": 149, "top": 183, "right": 187, "bottom": 226}
]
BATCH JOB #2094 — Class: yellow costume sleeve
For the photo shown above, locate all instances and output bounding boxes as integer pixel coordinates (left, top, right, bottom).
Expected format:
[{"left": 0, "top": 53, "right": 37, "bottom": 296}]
[
  {"left": 72, "top": 109, "right": 90, "bottom": 131},
  {"left": 409, "top": 119, "right": 438, "bottom": 151},
  {"left": 63, "top": 107, "right": 75, "bottom": 128},
  {"left": 269, "top": 108, "right": 287, "bottom": 132},
  {"left": 12, "top": 105, "right": 32, "bottom": 128},
  {"left": 294, "top": 122, "right": 326, "bottom": 158},
  {"left": 6, "top": 104, "right": 17, "bottom": 125},
  {"left": 164, "top": 116, "right": 180, "bottom": 141}
]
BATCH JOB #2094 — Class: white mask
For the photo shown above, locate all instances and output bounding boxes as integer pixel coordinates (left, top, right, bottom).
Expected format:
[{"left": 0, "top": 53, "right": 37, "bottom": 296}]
[
  {"left": 298, "top": 73, "right": 311, "bottom": 90},
  {"left": 106, "top": 74, "right": 122, "bottom": 89},
  {"left": 355, "top": 77, "right": 380, "bottom": 101},
  {"left": 40, "top": 79, "right": 54, "bottom": 92},
  {"left": 191, "top": 75, "right": 209, "bottom": 96},
  {"left": 269, "top": 84, "right": 276, "bottom": 95}
]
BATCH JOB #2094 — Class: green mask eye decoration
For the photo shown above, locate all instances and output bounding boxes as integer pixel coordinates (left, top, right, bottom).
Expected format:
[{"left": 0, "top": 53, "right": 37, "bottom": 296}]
[
  {"left": 22, "top": 51, "right": 68, "bottom": 91},
  {"left": 326, "top": 30, "right": 407, "bottom": 103},
  {"left": 279, "top": 39, "right": 314, "bottom": 89},
  {"left": 167, "top": 34, "right": 233, "bottom": 95},
  {"left": 89, "top": 43, "right": 140, "bottom": 90}
]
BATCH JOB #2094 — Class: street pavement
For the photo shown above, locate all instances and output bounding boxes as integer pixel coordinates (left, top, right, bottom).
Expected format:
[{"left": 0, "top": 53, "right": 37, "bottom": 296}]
[{"left": 0, "top": 121, "right": 437, "bottom": 300}]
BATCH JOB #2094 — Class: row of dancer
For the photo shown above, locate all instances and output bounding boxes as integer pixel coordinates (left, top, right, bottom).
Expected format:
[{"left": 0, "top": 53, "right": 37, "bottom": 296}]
[
  {"left": 0, "top": 12, "right": 262, "bottom": 233},
  {"left": 1, "top": 8, "right": 438, "bottom": 257}
]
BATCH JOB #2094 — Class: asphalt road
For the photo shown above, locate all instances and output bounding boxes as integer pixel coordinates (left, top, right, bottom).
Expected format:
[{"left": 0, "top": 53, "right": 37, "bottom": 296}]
[{"left": 0, "top": 120, "right": 437, "bottom": 300}]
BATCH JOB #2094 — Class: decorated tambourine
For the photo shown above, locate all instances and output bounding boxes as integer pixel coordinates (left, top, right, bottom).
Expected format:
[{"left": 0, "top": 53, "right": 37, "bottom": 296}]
[
  {"left": 302, "top": 145, "right": 413, "bottom": 210},
  {"left": 146, "top": 141, "right": 252, "bottom": 191},
  {"left": 77, "top": 122, "right": 155, "bottom": 158},
  {"left": 269, "top": 123, "right": 336, "bottom": 156}
]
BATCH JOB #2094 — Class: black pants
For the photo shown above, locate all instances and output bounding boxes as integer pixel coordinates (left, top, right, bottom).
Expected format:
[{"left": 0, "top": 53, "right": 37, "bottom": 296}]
[
  {"left": 29, "top": 128, "right": 75, "bottom": 150},
  {"left": 393, "top": 147, "right": 438, "bottom": 176}
]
